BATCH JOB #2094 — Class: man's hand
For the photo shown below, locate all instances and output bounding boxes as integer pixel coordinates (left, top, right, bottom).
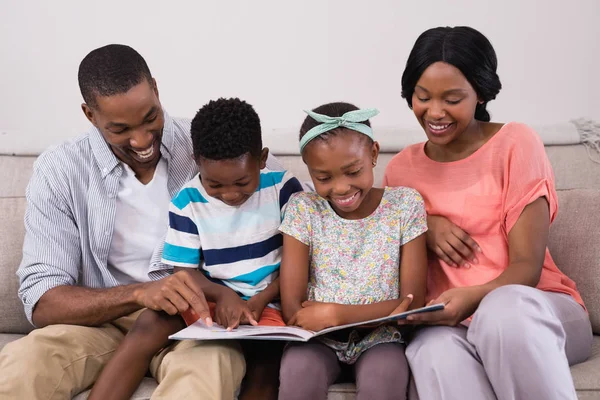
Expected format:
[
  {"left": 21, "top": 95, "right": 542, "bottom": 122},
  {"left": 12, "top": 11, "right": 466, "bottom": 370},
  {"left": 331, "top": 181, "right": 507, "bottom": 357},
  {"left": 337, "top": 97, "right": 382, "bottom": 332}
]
[
  {"left": 288, "top": 301, "right": 339, "bottom": 332},
  {"left": 427, "top": 215, "right": 482, "bottom": 268},
  {"left": 134, "top": 269, "right": 212, "bottom": 326},
  {"left": 213, "top": 291, "right": 258, "bottom": 331}
]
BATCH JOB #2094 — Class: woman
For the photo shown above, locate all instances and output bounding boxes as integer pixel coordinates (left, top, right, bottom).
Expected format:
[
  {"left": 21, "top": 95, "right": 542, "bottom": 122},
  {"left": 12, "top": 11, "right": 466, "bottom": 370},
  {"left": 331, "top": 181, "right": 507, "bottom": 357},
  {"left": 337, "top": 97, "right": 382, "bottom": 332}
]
[{"left": 383, "top": 26, "right": 592, "bottom": 400}]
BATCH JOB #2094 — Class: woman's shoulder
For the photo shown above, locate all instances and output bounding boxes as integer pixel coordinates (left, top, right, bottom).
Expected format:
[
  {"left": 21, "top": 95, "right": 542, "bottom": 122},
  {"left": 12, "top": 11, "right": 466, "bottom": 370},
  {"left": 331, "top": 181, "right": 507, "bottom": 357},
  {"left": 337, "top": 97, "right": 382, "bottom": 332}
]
[{"left": 495, "top": 121, "right": 543, "bottom": 146}]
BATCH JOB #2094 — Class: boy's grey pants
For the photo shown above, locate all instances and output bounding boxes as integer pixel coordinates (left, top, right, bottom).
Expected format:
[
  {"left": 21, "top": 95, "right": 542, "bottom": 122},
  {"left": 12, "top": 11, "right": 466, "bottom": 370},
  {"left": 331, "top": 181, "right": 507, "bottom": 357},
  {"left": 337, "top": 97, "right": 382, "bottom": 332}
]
[{"left": 407, "top": 285, "right": 592, "bottom": 400}]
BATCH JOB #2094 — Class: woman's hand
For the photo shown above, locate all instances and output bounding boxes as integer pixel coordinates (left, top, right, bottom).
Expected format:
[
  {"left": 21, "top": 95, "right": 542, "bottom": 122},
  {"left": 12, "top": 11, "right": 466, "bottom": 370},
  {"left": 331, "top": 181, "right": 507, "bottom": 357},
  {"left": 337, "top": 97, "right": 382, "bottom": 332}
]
[
  {"left": 427, "top": 215, "right": 482, "bottom": 268},
  {"left": 401, "top": 286, "right": 486, "bottom": 326},
  {"left": 288, "top": 301, "right": 339, "bottom": 331}
]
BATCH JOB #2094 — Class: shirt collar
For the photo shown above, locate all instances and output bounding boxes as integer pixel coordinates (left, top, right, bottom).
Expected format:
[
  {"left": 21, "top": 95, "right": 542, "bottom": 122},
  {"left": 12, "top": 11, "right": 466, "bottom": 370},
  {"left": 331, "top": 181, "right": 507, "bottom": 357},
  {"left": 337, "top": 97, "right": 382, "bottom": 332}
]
[{"left": 89, "top": 109, "right": 176, "bottom": 179}]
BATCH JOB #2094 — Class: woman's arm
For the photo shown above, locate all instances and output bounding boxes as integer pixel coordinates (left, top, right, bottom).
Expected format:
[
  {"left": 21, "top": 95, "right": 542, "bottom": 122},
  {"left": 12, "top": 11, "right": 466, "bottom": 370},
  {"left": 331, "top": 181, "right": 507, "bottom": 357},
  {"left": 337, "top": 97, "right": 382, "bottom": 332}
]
[
  {"left": 406, "top": 197, "right": 550, "bottom": 326},
  {"left": 280, "top": 233, "right": 310, "bottom": 323},
  {"left": 481, "top": 196, "right": 549, "bottom": 290}
]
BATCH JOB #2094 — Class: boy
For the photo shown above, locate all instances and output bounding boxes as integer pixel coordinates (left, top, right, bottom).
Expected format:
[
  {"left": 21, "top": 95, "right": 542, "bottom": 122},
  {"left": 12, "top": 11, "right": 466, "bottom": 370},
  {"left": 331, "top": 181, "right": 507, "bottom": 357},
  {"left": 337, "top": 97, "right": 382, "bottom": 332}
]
[{"left": 89, "top": 98, "right": 303, "bottom": 400}]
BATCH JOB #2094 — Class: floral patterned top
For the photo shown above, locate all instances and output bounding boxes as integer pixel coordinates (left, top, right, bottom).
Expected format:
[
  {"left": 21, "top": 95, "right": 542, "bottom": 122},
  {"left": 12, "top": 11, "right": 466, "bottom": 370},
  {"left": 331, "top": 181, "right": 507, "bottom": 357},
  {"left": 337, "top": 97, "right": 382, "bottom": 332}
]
[{"left": 280, "top": 187, "right": 427, "bottom": 363}]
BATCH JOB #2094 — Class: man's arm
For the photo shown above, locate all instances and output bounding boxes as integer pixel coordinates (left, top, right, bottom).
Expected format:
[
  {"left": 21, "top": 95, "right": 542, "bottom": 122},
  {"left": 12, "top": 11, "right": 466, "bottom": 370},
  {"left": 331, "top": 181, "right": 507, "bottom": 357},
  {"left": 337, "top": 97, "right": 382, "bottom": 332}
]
[
  {"left": 20, "top": 161, "right": 210, "bottom": 327},
  {"left": 32, "top": 284, "right": 143, "bottom": 327},
  {"left": 32, "top": 271, "right": 211, "bottom": 327}
]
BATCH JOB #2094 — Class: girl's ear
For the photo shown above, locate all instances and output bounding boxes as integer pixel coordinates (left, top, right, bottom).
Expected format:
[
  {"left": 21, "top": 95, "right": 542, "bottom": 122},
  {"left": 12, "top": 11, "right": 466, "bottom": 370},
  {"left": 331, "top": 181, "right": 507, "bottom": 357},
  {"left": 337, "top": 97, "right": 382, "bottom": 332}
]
[{"left": 370, "top": 141, "right": 380, "bottom": 167}]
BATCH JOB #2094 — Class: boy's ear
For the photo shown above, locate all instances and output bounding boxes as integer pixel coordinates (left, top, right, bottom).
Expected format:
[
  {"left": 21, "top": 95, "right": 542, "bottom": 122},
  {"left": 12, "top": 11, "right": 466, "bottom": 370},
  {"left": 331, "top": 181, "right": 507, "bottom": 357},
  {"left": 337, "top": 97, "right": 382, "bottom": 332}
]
[
  {"left": 371, "top": 141, "right": 380, "bottom": 167},
  {"left": 259, "top": 147, "right": 269, "bottom": 169}
]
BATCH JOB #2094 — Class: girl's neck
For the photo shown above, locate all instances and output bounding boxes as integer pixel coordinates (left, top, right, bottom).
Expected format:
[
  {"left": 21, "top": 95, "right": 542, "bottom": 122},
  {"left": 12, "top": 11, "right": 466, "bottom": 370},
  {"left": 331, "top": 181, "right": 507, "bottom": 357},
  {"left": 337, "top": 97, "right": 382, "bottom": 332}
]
[{"left": 330, "top": 187, "right": 385, "bottom": 220}]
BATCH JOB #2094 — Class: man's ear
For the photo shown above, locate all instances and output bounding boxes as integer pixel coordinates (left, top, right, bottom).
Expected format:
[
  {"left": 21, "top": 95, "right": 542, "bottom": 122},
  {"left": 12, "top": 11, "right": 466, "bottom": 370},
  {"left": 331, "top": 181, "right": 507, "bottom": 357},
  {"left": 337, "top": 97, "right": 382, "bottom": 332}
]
[
  {"left": 81, "top": 103, "right": 97, "bottom": 126},
  {"left": 152, "top": 78, "right": 159, "bottom": 98},
  {"left": 259, "top": 147, "right": 269, "bottom": 169}
]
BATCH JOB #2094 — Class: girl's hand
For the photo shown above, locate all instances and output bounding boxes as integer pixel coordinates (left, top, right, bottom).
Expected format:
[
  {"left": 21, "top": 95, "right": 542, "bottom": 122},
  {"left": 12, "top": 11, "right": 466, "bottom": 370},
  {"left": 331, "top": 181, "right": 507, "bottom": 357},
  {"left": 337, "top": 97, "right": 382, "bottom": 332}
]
[
  {"left": 401, "top": 286, "right": 486, "bottom": 326},
  {"left": 427, "top": 215, "right": 482, "bottom": 268},
  {"left": 214, "top": 291, "right": 258, "bottom": 331},
  {"left": 288, "top": 301, "right": 339, "bottom": 331}
]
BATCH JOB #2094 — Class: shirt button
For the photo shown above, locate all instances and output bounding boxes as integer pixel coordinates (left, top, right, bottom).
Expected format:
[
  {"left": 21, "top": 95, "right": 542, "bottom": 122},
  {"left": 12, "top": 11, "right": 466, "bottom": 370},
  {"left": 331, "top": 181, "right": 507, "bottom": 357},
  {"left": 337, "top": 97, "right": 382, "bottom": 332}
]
[
  {"left": 102, "top": 168, "right": 107, "bottom": 173},
  {"left": 108, "top": 192, "right": 116, "bottom": 198},
  {"left": 104, "top": 231, "right": 110, "bottom": 236}
]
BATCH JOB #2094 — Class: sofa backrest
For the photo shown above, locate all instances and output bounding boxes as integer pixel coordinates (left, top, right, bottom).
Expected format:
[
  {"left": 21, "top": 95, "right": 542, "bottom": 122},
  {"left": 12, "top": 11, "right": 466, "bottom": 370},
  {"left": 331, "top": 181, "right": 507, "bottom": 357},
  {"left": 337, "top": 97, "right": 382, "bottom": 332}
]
[{"left": 0, "top": 143, "right": 599, "bottom": 334}]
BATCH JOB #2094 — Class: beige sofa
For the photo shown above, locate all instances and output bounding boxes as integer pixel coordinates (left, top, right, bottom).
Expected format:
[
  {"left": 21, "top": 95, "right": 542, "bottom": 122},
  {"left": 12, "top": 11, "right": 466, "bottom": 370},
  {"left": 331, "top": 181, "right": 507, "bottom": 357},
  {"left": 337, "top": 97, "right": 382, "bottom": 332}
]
[{"left": 1, "top": 123, "right": 599, "bottom": 399}]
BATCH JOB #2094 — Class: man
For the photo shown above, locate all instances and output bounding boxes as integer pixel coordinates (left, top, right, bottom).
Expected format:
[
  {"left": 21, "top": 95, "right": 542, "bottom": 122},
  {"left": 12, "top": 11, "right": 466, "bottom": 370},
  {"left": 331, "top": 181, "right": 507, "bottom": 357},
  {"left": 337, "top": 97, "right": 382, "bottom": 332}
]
[{"left": 0, "top": 44, "right": 282, "bottom": 399}]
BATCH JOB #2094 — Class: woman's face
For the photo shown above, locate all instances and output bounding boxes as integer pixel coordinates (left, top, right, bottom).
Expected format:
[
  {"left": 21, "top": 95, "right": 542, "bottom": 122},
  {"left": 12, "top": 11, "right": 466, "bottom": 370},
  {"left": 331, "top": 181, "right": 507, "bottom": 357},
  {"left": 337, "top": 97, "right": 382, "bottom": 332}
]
[{"left": 411, "top": 62, "right": 480, "bottom": 146}]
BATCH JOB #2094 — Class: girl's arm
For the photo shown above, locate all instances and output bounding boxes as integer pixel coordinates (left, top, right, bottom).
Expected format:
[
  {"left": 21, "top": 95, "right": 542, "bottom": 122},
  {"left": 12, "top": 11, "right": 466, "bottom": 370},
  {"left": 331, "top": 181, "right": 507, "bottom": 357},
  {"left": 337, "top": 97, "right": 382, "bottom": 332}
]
[
  {"left": 280, "top": 233, "right": 310, "bottom": 323},
  {"left": 328, "top": 233, "right": 428, "bottom": 326}
]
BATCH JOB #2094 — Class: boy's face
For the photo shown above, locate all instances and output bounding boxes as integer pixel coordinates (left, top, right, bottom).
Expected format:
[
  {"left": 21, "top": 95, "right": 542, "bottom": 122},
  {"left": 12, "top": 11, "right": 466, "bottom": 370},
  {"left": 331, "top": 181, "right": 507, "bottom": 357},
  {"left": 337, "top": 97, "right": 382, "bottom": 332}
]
[{"left": 198, "top": 149, "right": 268, "bottom": 207}]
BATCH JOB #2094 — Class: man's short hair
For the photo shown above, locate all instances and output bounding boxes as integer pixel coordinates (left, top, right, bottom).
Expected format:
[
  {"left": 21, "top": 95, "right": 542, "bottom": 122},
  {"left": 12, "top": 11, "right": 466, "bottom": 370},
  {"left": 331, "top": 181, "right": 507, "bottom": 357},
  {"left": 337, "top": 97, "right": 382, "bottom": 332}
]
[{"left": 78, "top": 44, "right": 153, "bottom": 109}]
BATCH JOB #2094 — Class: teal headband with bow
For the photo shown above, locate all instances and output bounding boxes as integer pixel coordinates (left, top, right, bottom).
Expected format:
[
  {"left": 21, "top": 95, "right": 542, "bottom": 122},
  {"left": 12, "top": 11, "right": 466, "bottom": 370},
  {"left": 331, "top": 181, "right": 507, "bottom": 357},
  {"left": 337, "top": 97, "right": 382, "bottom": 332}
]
[{"left": 299, "top": 108, "right": 379, "bottom": 152}]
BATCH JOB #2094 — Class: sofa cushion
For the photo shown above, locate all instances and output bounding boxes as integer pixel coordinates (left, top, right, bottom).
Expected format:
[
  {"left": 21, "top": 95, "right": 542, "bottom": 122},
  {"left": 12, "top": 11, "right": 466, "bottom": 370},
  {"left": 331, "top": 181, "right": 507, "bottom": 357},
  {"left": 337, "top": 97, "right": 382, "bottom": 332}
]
[
  {"left": 0, "top": 197, "right": 32, "bottom": 334},
  {"left": 0, "top": 156, "right": 35, "bottom": 198},
  {"left": 549, "top": 189, "right": 600, "bottom": 334},
  {"left": 571, "top": 336, "right": 600, "bottom": 392},
  {"left": 546, "top": 145, "right": 600, "bottom": 191},
  {"left": 0, "top": 333, "right": 25, "bottom": 352}
]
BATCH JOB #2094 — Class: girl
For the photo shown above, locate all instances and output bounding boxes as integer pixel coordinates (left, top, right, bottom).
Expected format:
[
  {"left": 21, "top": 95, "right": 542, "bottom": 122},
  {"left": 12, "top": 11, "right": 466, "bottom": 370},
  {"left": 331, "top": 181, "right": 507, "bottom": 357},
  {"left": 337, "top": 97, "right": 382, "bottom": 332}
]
[
  {"left": 384, "top": 26, "right": 593, "bottom": 399},
  {"left": 278, "top": 102, "right": 428, "bottom": 400}
]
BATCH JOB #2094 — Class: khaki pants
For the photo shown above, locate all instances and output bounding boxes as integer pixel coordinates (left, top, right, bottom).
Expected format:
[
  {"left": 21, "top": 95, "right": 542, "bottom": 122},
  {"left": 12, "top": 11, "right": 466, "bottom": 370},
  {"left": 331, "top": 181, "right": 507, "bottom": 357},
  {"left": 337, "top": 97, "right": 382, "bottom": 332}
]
[{"left": 0, "top": 309, "right": 245, "bottom": 400}]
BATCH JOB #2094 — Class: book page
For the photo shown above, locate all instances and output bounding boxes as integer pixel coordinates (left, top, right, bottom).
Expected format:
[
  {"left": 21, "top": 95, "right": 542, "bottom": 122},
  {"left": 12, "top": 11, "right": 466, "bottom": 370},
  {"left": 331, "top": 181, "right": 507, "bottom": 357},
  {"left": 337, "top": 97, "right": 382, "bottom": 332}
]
[
  {"left": 169, "top": 321, "right": 316, "bottom": 342},
  {"left": 313, "top": 303, "right": 445, "bottom": 337}
]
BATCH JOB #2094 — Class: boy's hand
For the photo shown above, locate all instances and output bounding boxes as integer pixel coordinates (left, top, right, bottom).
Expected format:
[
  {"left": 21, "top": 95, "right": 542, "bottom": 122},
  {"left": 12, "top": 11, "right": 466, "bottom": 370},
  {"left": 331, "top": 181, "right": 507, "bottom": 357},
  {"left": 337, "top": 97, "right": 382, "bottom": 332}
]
[
  {"left": 245, "top": 294, "right": 268, "bottom": 323},
  {"left": 288, "top": 301, "right": 339, "bottom": 332},
  {"left": 214, "top": 291, "right": 258, "bottom": 331}
]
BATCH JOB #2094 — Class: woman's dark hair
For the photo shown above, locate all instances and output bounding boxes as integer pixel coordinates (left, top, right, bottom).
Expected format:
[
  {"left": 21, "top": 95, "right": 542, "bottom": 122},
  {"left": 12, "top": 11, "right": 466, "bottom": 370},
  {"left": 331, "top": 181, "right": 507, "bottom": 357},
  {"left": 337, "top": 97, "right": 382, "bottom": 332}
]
[
  {"left": 299, "top": 102, "right": 372, "bottom": 149},
  {"left": 401, "top": 26, "right": 502, "bottom": 122}
]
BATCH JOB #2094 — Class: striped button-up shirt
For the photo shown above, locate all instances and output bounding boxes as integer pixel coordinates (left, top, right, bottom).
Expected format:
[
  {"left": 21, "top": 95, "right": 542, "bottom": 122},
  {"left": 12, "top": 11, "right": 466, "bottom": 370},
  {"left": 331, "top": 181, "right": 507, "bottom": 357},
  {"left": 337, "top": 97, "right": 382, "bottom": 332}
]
[{"left": 17, "top": 112, "right": 283, "bottom": 325}]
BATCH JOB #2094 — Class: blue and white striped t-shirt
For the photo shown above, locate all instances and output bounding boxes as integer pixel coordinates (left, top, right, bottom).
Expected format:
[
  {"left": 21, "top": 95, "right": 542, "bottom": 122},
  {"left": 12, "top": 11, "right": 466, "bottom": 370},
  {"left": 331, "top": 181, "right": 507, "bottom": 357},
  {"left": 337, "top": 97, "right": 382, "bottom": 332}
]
[{"left": 161, "top": 169, "right": 302, "bottom": 299}]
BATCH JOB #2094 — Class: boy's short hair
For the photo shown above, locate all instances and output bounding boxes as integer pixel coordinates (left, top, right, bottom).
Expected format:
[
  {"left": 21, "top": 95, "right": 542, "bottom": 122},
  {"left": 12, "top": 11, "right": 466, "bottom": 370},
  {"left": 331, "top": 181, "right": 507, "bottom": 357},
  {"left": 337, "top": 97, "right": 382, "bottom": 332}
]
[{"left": 191, "top": 98, "right": 262, "bottom": 161}]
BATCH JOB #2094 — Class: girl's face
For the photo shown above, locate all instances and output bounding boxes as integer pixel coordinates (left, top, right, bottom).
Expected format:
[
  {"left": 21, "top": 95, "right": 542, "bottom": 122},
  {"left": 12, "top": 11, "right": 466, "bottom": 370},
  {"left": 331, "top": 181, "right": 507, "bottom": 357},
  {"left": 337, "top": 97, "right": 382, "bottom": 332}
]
[
  {"left": 302, "top": 130, "right": 379, "bottom": 219},
  {"left": 411, "top": 61, "right": 480, "bottom": 146}
]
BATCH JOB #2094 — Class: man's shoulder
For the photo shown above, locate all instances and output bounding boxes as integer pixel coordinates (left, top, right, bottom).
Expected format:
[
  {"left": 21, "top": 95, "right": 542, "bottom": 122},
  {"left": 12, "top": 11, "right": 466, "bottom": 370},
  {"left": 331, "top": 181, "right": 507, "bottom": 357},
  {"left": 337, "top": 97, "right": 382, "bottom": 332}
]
[{"left": 34, "top": 131, "right": 96, "bottom": 178}]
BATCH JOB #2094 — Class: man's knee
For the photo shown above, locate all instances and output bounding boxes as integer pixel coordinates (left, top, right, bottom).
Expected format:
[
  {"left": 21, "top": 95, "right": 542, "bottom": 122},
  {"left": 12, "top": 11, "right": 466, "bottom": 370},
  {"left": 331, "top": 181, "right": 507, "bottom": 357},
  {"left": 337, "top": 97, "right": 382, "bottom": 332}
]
[{"left": 158, "top": 339, "right": 245, "bottom": 377}]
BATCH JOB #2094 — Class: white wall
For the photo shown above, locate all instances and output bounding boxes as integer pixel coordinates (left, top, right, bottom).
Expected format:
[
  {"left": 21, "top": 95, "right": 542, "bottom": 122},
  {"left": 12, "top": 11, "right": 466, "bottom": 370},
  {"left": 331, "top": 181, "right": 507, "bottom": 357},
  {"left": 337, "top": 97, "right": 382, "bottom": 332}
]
[{"left": 1, "top": 0, "right": 599, "bottom": 154}]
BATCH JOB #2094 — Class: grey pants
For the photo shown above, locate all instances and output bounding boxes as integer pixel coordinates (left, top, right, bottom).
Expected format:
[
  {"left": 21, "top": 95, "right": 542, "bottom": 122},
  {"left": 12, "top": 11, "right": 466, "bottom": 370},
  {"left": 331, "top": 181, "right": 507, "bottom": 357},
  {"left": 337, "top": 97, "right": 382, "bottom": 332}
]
[
  {"left": 279, "top": 342, "right": 410, "bottom": 400},
  {"left": 407, "top": 285, "right": 593, "bottom": 400}
]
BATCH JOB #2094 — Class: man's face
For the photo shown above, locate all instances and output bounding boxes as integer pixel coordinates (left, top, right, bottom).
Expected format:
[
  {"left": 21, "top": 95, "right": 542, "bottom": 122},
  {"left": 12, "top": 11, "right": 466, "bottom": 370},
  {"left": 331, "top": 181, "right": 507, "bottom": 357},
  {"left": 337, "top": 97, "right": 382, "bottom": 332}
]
[{"left": 82, "top": 78, "right": 164, "bottom": 175}]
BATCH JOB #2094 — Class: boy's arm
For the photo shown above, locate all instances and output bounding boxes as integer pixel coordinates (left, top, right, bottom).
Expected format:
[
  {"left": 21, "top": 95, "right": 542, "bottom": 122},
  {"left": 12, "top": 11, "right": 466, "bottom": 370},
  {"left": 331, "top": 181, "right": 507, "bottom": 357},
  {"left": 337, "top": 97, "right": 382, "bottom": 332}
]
[{"left": 250, "top": 277, "right": 280, "bottom": 306}]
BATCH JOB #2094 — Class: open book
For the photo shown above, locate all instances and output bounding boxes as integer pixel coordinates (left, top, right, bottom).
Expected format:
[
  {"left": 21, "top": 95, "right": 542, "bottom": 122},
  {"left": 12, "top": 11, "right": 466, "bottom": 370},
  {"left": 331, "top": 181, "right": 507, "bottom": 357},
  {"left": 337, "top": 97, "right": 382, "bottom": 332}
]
[{"left": 169, "top": 303, "right": 444, "bottom": 342}]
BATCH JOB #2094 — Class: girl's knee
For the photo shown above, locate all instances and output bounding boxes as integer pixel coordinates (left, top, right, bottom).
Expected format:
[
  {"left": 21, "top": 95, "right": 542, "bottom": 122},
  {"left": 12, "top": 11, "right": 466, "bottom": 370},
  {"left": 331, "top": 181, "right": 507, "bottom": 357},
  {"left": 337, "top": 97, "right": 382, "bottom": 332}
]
[
  {"left": 279, "top": 344, "right": 336, "bottom": 400},
  {"left": 355, "top": 344, "right": 409, "bottom": 399}
]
